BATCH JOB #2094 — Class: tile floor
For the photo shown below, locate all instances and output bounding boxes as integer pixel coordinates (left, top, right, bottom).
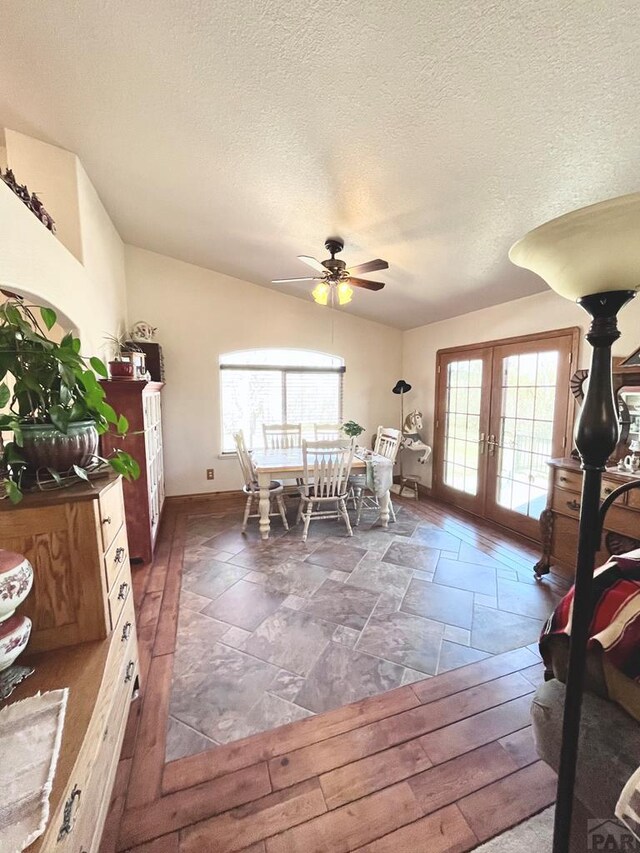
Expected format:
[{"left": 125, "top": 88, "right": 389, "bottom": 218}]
[{"left": 165, "top": 500, "right": 567, "bottom": 761}]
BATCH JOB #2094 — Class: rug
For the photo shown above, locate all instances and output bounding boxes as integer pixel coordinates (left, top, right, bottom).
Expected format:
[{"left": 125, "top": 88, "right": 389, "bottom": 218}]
[
  {"left": 474, "top": 807, "right": 554, "bottom": 851},
  {"left": 0, "top": 688, "right": 68, "bottom": 852}
]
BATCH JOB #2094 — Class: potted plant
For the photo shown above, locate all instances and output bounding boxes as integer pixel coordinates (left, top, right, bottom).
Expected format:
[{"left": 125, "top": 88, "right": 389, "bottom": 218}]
[
  {"left": 104, "top": 332, "right": 135, "bottom": 379},
  {"left": 342, "top": 420, "right": 365, "bottom": 438},
  {"left": 0, "top": 296, "right": 140, "bottom": 503}
]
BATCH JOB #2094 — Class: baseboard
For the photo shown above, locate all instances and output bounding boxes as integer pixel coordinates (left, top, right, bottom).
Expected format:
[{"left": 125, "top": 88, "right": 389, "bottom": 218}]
[
  {"left": 417, "top": 483, "right": 433, "bottom": 499},
  {"left": 164, "top": 490, "right": 245, "bottom": 508}
]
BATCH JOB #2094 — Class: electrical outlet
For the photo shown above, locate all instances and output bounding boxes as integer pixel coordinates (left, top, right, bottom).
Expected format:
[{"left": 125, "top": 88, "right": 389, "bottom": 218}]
[{"left": 206, "top": 468, "right": 215, "bottom": 480}]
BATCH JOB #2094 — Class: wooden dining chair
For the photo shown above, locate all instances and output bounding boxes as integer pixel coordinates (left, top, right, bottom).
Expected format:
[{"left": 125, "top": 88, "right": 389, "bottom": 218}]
[
  {"left": 297, "top": 438, "right": 355, "bottom": 542},
  {"left": 233, "top": 430, "right": 289, "bottom": 533},
  {"left": 352, "top": 425, "right": 401, "bottom": 525},
  {"left": 262, "top": 423, "right": 302, "bottom": 449},
  {"left": 314, "top": 423, "right": 343, "bottom": 441}
]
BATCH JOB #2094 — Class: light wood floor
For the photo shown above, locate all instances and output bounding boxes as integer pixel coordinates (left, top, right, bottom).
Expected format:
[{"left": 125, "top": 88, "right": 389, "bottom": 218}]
[{"left": 99, "top": 494, "right": 560, "bottom": 853}]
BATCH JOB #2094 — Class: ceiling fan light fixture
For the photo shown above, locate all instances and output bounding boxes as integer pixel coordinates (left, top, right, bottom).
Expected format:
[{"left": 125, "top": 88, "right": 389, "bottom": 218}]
[
  {"left": 337, "top": 281, "right": 353, "bottom": 305},
  {"left": 312, "top": 281, "right": 330, "bottom": 305}
]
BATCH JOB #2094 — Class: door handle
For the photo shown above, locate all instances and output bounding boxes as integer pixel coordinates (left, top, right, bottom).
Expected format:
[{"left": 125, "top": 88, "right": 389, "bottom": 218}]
[
  {"left": 487, "top": 434, "right": 498, "bottom": 456},
  {"left": 479, "top": 433, "right": 486, "bottom": 454}
]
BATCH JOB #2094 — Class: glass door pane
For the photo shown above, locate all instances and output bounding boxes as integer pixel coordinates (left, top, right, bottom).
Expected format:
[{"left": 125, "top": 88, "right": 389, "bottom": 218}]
[
  {"left": 494, "top": 350, "right": 557, "bottom": 520},
  {"left": 435, "top": 347, "right": 492, "bottom": 516},
  {"left": 485, "top": 332, "right": 575, "bottom": 540},
  {"left": 443, "top": 358, "right": 483, "bottom": 496}
]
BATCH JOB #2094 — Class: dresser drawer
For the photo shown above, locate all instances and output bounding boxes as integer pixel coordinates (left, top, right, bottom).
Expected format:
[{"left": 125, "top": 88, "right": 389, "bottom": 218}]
[
  {"left": 552, "top": 489, "right": 582, "bottom": 519},
  {"left": 601, "top": 477, "right": 625, "bottom": 503},
  {"left": 550, "top": 512, "right": 608, "bottom": 570},
  {"left": 554, "top": 468, "right": 582, "bottom": 494},
  {"left": 108, "top": 563, "right": 133, "bottom": 633},
  {"left": 51, "top": 597, "right": 137, "bottom": 851},
  {"left": 99, "top": 479, "right": 126, "bottom": 552},
  {"left": 104, "top": 523, "right": 129, "bottom": 591},
  {"left": 626, "top": 487, "right": 640, "bottom": 511},
  {"left": 54, "top": 617, "right": 138, "bottom": 852}
]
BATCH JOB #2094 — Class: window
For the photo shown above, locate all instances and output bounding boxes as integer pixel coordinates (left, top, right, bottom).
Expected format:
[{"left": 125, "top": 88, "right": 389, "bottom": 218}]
[{"left": 220, "top": 348, "right": 344, "bottom": 452}]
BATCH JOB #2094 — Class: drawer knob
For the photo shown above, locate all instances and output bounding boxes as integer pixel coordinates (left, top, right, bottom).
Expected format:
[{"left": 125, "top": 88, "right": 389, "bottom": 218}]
[
  {"left": 566, "top": 499, "right": 581, "bottom": 511},
  {"left": 103, "top": 516, "right": 112, "bottom": 525},
  {"left": 115, "top": 546, "right": 126, "bottom": 564},
  {"left": 117, "top": 582, "right": 129, "bottom": 601},
  {"left": 125, "top": 660, "right": 136, "bottom": 683},
  {"left": 58, "top": 784, "right": 81, "bottom": 840},
  {"left": 604, "top": 487, "right": 613, "bottom": 495},
  {"left": 121, "top": 621, "right": 132, "bottom": 642}
]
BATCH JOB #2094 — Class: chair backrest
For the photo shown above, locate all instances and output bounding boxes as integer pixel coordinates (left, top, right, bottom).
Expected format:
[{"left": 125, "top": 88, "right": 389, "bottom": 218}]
[
  {"left": 374, "top": 426, "right": 402, "bottom": 463},
  {"left": 302, "top": 438, "right": 355, "bottom": 499},
  {"left": 314, "top": 423, "right": 343, "bottom": 442},
  {"left": 263, "top": 423, "right": 302, "bottom": 449},
  {"left": 233, "top": 430, "right": 256, "bottom": 487}
]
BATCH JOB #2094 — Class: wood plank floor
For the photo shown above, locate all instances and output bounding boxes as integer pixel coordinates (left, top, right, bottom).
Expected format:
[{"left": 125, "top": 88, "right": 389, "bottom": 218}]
[{"left": 100, "top": 494, "right": 560, "bottom": 853}]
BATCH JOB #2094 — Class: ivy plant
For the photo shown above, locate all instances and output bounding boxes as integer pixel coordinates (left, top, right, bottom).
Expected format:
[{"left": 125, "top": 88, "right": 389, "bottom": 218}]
[{"left": 0, "top": 295, "right": 140, "bottom": 503}]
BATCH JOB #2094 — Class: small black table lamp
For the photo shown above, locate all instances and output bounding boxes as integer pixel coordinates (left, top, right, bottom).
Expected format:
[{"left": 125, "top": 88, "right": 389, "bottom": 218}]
[{"left": 510, "top": 192, "right": 640, "bottom": 853}]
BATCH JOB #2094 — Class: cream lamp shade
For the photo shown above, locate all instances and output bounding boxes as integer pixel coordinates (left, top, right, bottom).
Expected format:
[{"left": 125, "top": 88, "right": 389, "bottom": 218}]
[{"left": 509, "top": 192, "right": 640, "bottom": 300}]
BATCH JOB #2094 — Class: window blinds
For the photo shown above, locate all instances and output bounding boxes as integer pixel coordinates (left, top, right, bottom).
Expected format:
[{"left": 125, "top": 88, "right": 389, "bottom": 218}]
[{"left": 220, "top": 363, "right": 344, "bottom": 452}]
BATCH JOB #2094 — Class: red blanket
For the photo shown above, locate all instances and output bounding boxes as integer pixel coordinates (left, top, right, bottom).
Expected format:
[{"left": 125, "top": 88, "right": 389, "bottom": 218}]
[{"left": 541, "top": 549, "right": 640, "bottom": 682}]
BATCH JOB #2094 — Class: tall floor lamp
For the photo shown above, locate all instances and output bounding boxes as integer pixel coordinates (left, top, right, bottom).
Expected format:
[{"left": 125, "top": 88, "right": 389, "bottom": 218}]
[{"left": 510, "top": 192, "right": 640, "bottom": 853}]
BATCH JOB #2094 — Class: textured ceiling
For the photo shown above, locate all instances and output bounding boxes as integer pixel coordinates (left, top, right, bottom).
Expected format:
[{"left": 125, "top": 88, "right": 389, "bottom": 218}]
[{"left": 1, "top": 1, "right": 640, "bottom": 329}]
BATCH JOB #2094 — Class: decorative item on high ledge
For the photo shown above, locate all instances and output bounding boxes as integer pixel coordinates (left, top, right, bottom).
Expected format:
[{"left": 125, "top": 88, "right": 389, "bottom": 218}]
[
  {"left": 127, "top": 320, "right": 165, "bottom": 380},
  {"left": 0, "top": 296, "right": 140, "bottom": 503},
  {"left": 509, "top": 191, "right": 640, "bottom": 853},
  {"left": 129, "top": 320, "right": 158, "bottom": 342},
  {"left": 0, "top": 167, "right": 56, "bottom": 233},
  {"left": 0, "top": 549, "right": 34, "bottom": 700}
]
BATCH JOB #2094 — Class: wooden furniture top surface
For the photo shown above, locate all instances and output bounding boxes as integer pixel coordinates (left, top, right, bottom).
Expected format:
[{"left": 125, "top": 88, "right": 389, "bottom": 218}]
[
  {"left": 100, "top": 379, "right": 165, "bottom": 393},
  {"left": 548, "top": 456, "right": 640, "bottom": 483},
  {"left": 252, "top": 447, "right": 368, "bottom": 473},
  {"left": 0, "top": 470, "right": 121, "bottom": 511},
  {"left": 5, "top": 638, "right": 111, "bottom": 852}
]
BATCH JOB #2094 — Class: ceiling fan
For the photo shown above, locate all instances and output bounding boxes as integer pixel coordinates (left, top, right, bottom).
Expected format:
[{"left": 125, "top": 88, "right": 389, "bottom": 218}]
[{"left": 272, "top": 238, "right": 388, "bottom": 306}]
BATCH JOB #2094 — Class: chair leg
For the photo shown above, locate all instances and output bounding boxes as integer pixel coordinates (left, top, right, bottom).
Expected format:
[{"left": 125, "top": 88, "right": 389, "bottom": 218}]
[
  {"left": 277, "top": 495, "right": 289, "bottom": 531},
  {"left": 339, "top": 498, "right": 353, "bottom": 537},
  {"left": 389, "top": 499, "right": 396, "bottom": 523},
  {"left": 355, "top": 489, "right": 365, "bottom": 526},
  {"left": 242, "top": 493, "right": 252, "bottom": 533},
  {"left": 296, "top": 497, "right": 305, "bottom": 525},
  {"left": 302, "top": 502, "right": 313, "bottom": 542}
]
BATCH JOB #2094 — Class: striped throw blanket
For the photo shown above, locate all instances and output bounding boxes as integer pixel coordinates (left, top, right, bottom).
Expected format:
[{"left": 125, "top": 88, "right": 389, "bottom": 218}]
[{"left": 541, "top": 549, "right": 640, "bottom": 682}]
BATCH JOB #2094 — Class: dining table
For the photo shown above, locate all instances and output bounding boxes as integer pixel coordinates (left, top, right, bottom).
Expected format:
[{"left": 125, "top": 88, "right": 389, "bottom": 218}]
[{"left": 250, "top": 447, "right": 392, "bottom": 540}]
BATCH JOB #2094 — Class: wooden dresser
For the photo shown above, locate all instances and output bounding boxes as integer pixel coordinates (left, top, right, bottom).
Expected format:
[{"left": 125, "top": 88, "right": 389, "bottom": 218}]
[
  {"left": 0, "top": 475, "right": 139, "bottom": 852},
  {"left": 0, "top": 474, "right": 135, "bottom": 653},
  {"left": 100, "top": 380, "right": 165, "bottom": 563},
  {"left": 536, "top": 457, "right": 640, "bottom": 574}
]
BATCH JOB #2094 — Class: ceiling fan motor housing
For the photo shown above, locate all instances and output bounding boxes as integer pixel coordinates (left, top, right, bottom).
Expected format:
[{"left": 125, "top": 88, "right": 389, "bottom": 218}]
[{"left": 324, "top": 237, "right": 344, "bottom": 256}]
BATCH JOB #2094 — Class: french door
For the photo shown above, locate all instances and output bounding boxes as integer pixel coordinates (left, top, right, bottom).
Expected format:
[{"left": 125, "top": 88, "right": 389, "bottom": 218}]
[{"left": 434, "top": 328, "right": 580, "bottom": 540}]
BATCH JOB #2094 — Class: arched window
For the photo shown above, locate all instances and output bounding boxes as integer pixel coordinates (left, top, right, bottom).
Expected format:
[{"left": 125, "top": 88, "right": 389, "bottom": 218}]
[{"left": 220, "top": 348, "right": 345, "bottom": 452}]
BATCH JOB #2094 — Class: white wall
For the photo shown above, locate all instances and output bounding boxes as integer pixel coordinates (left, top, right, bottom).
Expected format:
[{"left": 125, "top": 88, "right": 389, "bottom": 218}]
[
  {"left": 5, "top": 129, "right": 84, "bottom": 262},
  {"left": 125, "top": 246, "right": 403, "bottom": 497},
  {"left": 402, "top": 289, "right": 640, "bottom": 487},
  {"left": 0, "top": 132, "right": 127, "bottom": 353}
]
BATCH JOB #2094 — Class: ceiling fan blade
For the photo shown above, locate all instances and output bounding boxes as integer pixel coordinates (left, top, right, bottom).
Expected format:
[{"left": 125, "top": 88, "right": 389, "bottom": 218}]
[
  {"left": 347, "top": 277, "right": 385, "bottom": 291},
  {"left": 347, "top": 258, "right": 389, "bottom": 275},
  {"left": 271, "top": 277, "right": 322, "bottom": 284},
  {"left": 298, "top": 255, "right": 328, "bottom": 273}
]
